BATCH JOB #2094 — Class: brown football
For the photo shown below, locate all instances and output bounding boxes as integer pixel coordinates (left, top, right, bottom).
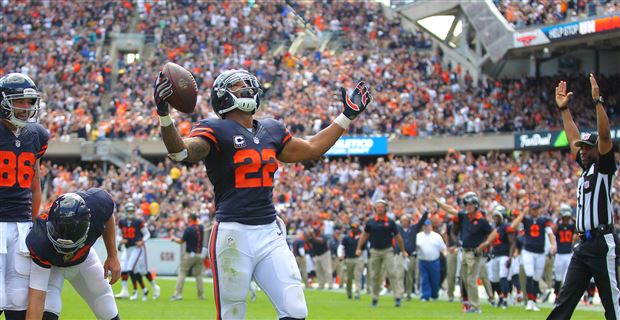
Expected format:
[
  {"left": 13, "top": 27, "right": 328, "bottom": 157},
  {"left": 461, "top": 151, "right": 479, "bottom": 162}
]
[{"left": 162, "top": 62, "right": 197, "bottom": 114}]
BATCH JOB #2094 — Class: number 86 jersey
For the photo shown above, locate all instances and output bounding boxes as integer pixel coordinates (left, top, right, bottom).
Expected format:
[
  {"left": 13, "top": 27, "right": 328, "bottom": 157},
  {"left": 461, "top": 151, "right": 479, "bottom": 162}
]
[
  {"left": 188, "top": 118, "right": 292, "bottom": 225},
  {"left": 0, "top": 122, "right": 49, "bottom": 222}
]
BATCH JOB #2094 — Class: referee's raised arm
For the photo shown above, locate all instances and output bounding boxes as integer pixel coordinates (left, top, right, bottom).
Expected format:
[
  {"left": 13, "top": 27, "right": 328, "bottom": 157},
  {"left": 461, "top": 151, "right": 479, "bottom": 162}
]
[
  {"left": 590, "top": 74, "right": 613, "bottom": 155},
  {"left": 555, "top": 80, "right": 580, "bottom": 155}
]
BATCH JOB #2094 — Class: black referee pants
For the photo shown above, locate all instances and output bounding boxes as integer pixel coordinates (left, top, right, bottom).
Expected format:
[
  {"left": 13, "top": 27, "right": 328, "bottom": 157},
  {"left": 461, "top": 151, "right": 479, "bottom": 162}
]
[{"left": 547, "top": 233, "right": 620, "bottom": 320}]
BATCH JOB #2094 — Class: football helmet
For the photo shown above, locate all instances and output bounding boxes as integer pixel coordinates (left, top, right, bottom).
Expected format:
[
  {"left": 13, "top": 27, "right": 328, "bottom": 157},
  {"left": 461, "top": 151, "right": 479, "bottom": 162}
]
[
  {"left": 124, "top": 202, "right": 136, "bottom": 219},
  {"left": 462, "top": 192, "right": 479, "bottom": 207},
  {"left": 46, "top": 193, "right": 91, "bottom": 255},
  {"left": 211, "top": 69, "right": 262, "bottom": 118},
  {"left": 0, "top": 73, "right": 41, "bottom": 127},
  {"left": 559, "top": 204, "right": 573, "bottom": 218},
  {"left": 492, "top": 205, "right": 507, "bottom": 220}
]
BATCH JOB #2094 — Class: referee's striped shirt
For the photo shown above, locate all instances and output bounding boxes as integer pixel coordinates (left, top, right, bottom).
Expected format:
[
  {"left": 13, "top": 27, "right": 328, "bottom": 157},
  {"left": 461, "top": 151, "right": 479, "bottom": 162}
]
[{"left": 576, "top": 150, "right": 617, "bottom": 233}]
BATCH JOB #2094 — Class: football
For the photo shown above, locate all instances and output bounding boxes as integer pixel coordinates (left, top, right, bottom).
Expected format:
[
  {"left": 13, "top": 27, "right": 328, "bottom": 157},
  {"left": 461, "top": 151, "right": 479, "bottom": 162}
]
[{"left": 162, "top": 62, "right": 198, "bottom": 114}]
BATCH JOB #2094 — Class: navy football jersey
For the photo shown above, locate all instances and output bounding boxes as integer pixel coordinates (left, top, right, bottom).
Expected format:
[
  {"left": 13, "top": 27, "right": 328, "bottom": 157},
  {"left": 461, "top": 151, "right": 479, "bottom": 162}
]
[
  {"left": 0, "top": 122, "right": 49, "bottom": 222},
  {"left": 556, "top": 223, "right": 576, "bottom": 254},
  {"left": 27, "top": 188, "right": 114, "bottom": 268},
  {"left": 491, "top": 223, "right": 514, "bottom": 257},
  {"left": 523, "top": 216, "right": 552, "bottom": 253},
  {"left": 118, "top": 218, "right": 145, "bottom": 248},
  {"left": 188, "top": 118, "right": 291, "bottom": 225}
]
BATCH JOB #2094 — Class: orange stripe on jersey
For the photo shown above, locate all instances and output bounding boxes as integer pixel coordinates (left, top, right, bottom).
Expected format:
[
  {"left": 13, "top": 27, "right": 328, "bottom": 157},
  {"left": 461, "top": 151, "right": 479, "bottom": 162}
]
[
  {"left": 209, "top": 222, "right": 222, "bottom": 320},
  {"left": 282, "top": 133, "right": 292, "bottom": 144},
  {"left": 189, "top": 132, "right": 219, "bottom": 146},
  {"left": 192, "top": 127, "right": 214, "bottom": 134}
]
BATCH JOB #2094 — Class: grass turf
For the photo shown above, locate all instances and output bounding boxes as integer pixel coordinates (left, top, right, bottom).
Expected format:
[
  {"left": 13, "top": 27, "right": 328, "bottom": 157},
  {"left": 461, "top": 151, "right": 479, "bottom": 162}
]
[{"left": 58, "top": 278, "right": 600, "bottom": 319}]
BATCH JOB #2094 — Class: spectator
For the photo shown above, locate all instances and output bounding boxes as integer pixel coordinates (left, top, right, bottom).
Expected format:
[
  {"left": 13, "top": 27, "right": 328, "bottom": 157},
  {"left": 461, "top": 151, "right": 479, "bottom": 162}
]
[{"left": 416, "top": 219, "right": 447, "bottom": 301}]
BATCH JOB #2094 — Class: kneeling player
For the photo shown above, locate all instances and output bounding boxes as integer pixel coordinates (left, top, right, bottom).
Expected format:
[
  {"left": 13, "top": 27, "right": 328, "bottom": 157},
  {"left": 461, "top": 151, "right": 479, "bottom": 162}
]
[{"left": 25, "top": 189, "right": 121, "bottom": 320}]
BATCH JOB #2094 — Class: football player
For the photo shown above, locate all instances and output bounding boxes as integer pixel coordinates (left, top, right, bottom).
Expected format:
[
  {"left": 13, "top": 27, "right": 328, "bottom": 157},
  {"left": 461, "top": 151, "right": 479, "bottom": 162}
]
[
  {"left": 552, "top": 204, "right": 577, "bottom": 304},
  {"left": 0, "top": 73, "right": 48, "bottom": 319},
  {"left": 25, "top": 189, "right": 121, "bottom": 320},
  {"left": 477, "top": 205, "right": 516, "bottom": 309},
  {"left": 115, "top": 202, "right": 158, "bottom": 301},
  {"left": 154, "top": 69, "right": 371, "bottom": 319},
  {"left": 510, "top": 201, "right": 557, "bottom": 311}
]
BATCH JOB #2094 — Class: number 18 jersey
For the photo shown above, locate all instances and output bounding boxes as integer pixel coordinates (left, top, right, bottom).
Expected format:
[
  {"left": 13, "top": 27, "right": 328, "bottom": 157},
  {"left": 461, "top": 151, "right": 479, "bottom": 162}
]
[{"left": 188, "top": 118, "right": 291, "bottom": 225}]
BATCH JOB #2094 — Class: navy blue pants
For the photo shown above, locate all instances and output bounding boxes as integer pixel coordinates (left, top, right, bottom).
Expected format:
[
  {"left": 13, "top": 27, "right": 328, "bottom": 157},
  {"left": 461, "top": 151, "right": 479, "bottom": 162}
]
[{"left": 419, "top": 259, "right": 441, "bottom": 300}]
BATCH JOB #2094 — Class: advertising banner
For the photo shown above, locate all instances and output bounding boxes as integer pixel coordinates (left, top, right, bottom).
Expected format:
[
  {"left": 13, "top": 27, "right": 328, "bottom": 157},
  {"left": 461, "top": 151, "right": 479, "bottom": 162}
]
[
  {"left": 540, "top": 14, "right": 620, "bottom": 42},
  {"left": 325, "top": 136, "right": 388, "bottom": 156},
  {"left": 93, "top": 238, "right": 183, "bottom": 276},
  {"left": 515, "top": 127, "right": 620, "bottom": 150},
  {"left": 513, "top": 29, "right": 550, "bottom": 48}
]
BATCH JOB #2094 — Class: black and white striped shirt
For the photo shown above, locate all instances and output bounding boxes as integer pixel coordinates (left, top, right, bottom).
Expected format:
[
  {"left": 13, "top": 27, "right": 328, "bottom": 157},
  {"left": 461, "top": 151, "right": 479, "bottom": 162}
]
[{"left": 576, "top": 150, "right": 617, "bottom": 233}]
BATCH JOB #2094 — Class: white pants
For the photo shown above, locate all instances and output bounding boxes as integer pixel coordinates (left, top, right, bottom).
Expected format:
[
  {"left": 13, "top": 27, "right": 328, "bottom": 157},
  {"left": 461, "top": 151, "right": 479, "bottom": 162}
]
[
  {"left": 210, "top": 221, "right": 307, "bottom": 320},
  {"left": 509, "top": 254, "right": 521, "bottom": 278},
  {"left": 522, "top": 250, "right": 546, "bottom": 281},
  {"left": 44, "top": 251, "right": 118, "bottom": 319},
  {"left": 121, "top": 246, "right": 147, "bottom": 274},
  {"left": 0, "top": 222, "right": 31, "bottom": 311},
  {"left": 554, "top": 253, "right": 572, "bottom": 283},
  {"left": 488, "top": 255, "right": 510, "bottom": 283}
]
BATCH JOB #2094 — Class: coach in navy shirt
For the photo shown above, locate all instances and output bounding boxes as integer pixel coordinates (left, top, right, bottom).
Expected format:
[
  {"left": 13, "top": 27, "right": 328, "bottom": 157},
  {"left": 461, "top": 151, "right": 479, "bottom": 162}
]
[{"left": 356, "top": 200, "right": 408, "bottom": 307}]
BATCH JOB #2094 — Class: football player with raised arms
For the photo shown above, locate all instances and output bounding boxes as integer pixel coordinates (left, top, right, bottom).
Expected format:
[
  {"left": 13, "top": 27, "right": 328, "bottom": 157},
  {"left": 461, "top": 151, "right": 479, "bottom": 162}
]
[
  {"left": 153, "top": 69, "right": 371, "bottom": 319},
  {"left": 25, "top": 189, "right": 121, "bottom": 320},
  {"left": 0, "top": 73, "right": 48, "bottom": 320}
]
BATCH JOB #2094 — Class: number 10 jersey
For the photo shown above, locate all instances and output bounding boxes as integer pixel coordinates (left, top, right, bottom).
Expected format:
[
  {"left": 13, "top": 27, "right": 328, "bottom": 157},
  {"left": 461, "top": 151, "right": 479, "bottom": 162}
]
[{"left": 189, "top": 118, "right": 292, "bottom": 225}]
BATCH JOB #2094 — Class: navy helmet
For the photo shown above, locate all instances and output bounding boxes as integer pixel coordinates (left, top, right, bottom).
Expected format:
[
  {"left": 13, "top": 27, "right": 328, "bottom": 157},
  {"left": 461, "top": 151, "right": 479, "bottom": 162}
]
[
  {"left": 0, "top": 73, "right": 41, "bottom": 127},
  {"left": 211, "top": 69, "right": 262, "bottom": 118},
  {"left": 46, "top": 193, "right": 91, "bottom": 254}
]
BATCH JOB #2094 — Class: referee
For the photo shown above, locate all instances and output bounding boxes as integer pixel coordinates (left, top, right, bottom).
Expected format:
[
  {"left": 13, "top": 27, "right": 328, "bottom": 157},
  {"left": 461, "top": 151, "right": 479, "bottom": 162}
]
[{"left": 548, "top": 74, "right": 620, "bottom": 320}]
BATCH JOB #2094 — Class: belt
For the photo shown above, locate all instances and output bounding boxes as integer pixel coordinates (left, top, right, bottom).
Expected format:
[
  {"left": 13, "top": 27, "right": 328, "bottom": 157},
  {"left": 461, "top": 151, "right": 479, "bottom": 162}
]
[{"left": 579, "top": 224, "right": 615, "bottom": 241}]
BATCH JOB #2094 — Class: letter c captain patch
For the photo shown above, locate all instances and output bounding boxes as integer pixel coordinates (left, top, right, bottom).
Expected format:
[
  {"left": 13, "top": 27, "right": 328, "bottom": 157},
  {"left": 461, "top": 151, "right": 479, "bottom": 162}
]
[{"left": 233, "top": 135, "right": 246, "bottom": 149}]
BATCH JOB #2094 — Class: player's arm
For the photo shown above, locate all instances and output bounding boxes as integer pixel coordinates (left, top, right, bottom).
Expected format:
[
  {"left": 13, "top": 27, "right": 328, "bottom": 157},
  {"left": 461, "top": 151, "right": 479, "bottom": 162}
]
[
  {"left": 506, "top": 231, "right": 517, "bottom": 267},
  {"left": 171, "top": 229, "right": 188, "bottom": 244},
  {"left": 355, "top": 232, "right": 370, "bottom": 257},
  {"left": 590, "top": 74, "right": 613, "bottom": 155},
  {"left": 433, "top": 196, "right": 458, "bottom": 216},
  {"left": 509, "top": 208, "right": 527, "bottom": 230},
  {"left": 30, "top": 159, "right": 42, "bottom": 220},
  {"left": 278, "top": 81, "right": 372, "bottom": 163},
  {"left": 555, "top": 80, "right": 580, "bottom": 155},
  {"left": 26, "top": 262, "right": 51, "bottom": 320},
  {"left": 476, "top": 229, "right": 497, "bottom": 254},
  {"left": 414, "top": 210, "right": 429, "bottom": 232},
  {"left": 154, "top": 72, "right": 211, "bottom": 163},
  {"left": 103, "top": 215, "right": 121, "bottom": 284},
  {"left": 136, "top": 224, "right": 150, "bottom": 246},
  {"left": 395, "top": 234, "right": 408, "bottom": 257}
]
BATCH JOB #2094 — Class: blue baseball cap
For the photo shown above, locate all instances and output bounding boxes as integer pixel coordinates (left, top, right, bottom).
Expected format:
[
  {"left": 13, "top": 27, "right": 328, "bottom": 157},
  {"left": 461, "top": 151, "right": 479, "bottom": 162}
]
[{"left": 424, "top": 219, "right": 432, "bottom": 225}]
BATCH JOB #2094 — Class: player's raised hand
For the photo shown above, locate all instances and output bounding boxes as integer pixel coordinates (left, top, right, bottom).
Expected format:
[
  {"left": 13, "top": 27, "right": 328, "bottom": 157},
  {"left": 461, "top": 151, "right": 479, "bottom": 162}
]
[
  {"left": 589, "top": 73, "right": 600, "bottom": 101},
  {"left": 104, "top": 255, "right": 121, "bottom": 285},
  {"left": 154, "top": 71, "right": 173, "bottom": 116},
  {"left": 555, "top": 80, "right": 573, "bottom": 110},
  {"left": 340, "top": 81, "right": 372, "bottom": 120}
]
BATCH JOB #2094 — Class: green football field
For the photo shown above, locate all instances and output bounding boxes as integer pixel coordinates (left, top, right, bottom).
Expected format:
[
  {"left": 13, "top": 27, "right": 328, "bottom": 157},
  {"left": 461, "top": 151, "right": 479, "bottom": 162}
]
[{"left": 59, "top": 278, "right": 602, "bottom": 319}]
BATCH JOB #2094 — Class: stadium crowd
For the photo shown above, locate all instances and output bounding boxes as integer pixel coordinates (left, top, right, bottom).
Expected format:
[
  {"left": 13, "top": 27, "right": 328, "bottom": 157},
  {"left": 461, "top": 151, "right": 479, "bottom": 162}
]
[
  {"left": 2, "top": 0, "right": 619, "bottom": 141},
  {"left": 38, "top": 149, "right": 620, "bottom": 241},
  {"left": 496, "top": 0, "right": 620, "bottom": 29}
]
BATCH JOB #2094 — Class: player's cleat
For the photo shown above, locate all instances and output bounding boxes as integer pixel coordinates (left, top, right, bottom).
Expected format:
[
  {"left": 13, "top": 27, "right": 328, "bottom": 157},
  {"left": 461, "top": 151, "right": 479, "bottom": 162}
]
[
  {"left": 466, "top": 308, "right": 482, "bottom": 313},
  {"left": 541, "top": 289, "right": 551, "bottom": 303},
  {"left": 170, "top": 295, "right": 182, "bottom": 301},
  {"left": 142, "top": 289, "right": 149, "bottom": 302},
  {"left": 153, "top": 285, "right": 160, "bottom": 300},
  {"left": 531, "top": 302, "right": 540, "bottom": 311},
  {"left": 371, "top": 299, "right": 378, "bottom": 307},
  {"left": 115, "top": 288, "right": 129, "bottom": 299},
  {"left": 129, "top": 291, "right": 138, "bottom": 301},
  {"left": 395, "top": 298, "right": 401, "bottom": 307}
]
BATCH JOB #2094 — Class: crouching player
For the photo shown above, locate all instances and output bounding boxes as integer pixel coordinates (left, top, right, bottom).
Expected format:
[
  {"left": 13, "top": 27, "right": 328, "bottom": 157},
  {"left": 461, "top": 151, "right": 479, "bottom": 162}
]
[{"left": 25, "top": 189, "right": 121, "bottom": 319}]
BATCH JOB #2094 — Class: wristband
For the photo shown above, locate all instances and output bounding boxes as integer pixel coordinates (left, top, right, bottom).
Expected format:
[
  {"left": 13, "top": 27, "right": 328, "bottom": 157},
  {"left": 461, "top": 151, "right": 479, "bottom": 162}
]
[
  {"left": 168, "top": 149, "right": 188, "bottom": 162},
  {"left": 159, "top": 115, "right": 173, "bottom": 127},
  {"left": 333, "top": 113, "right": 352, "bottom": 129}
]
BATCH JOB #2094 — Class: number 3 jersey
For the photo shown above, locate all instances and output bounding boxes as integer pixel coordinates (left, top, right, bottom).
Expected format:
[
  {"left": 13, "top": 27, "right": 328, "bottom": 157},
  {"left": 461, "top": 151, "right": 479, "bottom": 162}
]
[
  {"left": 188, "top": 118, "right": 292, "bottom": 225},
  {"left": 0, "top": 122, "right": 49, "bottom": 222}
]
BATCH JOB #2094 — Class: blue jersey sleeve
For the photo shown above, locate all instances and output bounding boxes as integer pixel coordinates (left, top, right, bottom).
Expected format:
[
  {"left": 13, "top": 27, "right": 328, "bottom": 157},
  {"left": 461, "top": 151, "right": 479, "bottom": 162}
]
[
  {"left": 35, "top": 124, "right": 50, "bottom": 159},
  {"left": 261, "top": 119, "right": 292, "bottom": 155},
  {"left": 188, "top": 120, "right": 220, "bottom": 152}
]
